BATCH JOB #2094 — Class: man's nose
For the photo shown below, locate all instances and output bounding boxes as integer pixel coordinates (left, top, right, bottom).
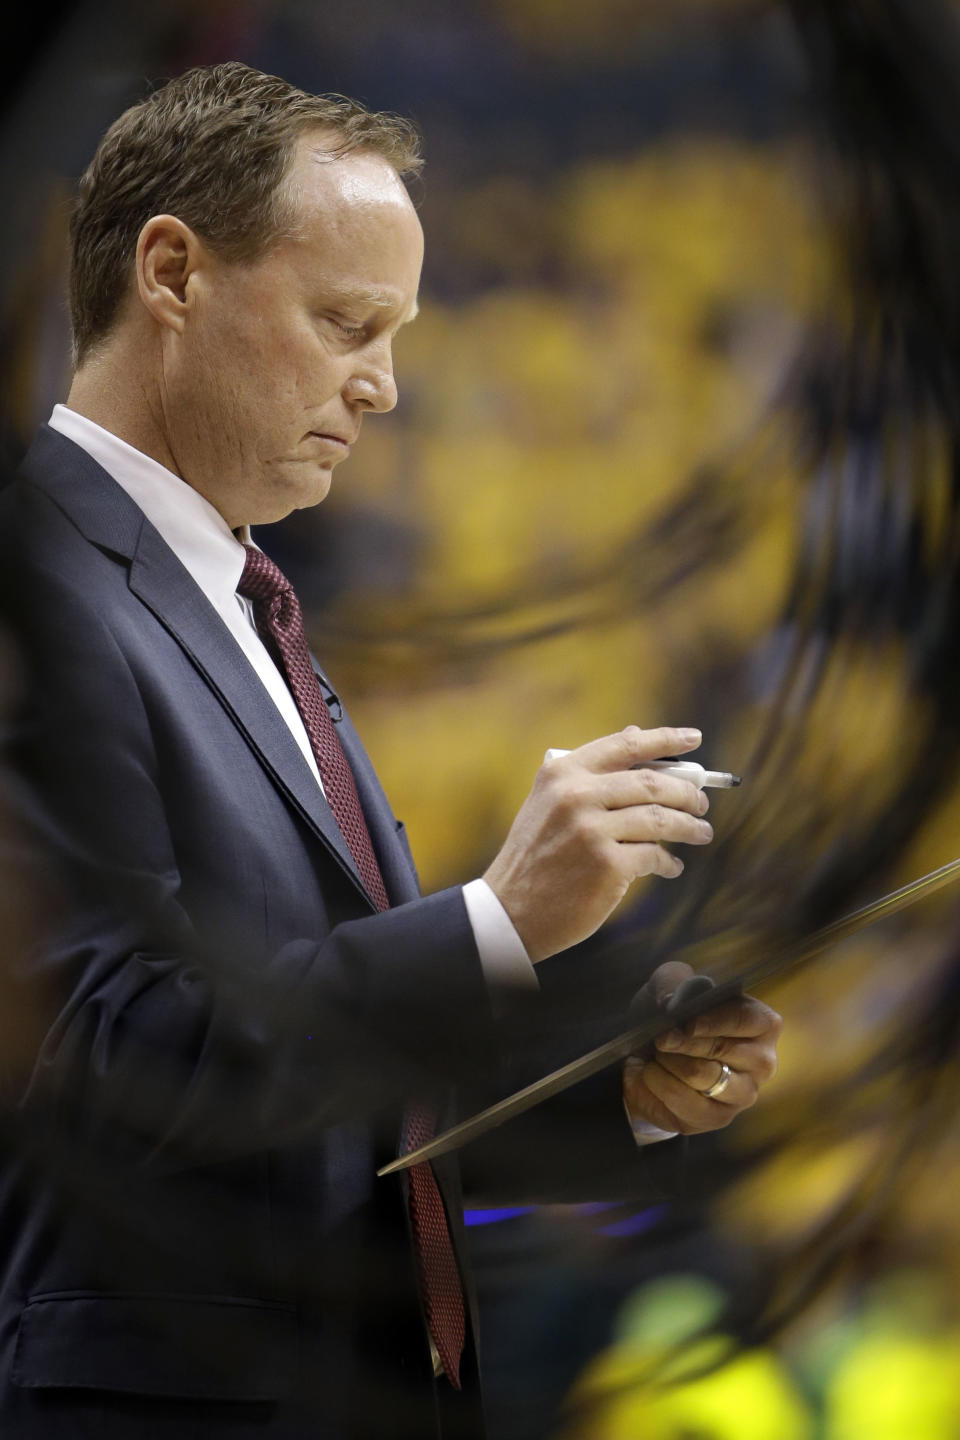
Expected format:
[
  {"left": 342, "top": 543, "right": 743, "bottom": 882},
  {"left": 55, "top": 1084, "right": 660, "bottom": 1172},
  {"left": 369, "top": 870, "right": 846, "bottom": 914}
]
[{"left": 344, "top": 343, "right": 398, "bottom": 414}]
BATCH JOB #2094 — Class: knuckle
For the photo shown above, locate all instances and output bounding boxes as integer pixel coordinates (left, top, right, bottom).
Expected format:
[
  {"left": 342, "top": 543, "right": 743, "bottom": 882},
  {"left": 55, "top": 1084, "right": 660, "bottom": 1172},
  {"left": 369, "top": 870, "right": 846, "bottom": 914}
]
[
  {"left": 533, "top": 765, "right": 560, "bottom": 801},
  {"left": 539, "top": 754, "right": 563, "bottom": 783},
  {"left": 757, "top": 1050, "right": 778, "bottom": 1082},
  {"left": 553, "top": 782, "right": 585, "bottom": 820},
  {"left": 617, "top": 727, "right": 642, "bottom": 766},
  {"left": 647, "top": 803, "right": 667, "bottom": 836},
  {"left": 636, "top": 768, "right": 663, "bottom": 799},
  {"left": 578, "top": 819, "right": 607, "bottom": 859}
]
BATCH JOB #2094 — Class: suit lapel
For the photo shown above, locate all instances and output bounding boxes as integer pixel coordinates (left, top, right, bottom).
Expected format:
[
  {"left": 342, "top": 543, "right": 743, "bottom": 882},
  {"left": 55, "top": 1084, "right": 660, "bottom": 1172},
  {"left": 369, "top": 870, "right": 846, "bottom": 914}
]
[
  {"left": 22, "top": 427, "right": 375, "bottom": 910},
  {"left": 129, "top": 526, "right": 376, "bottom": 906}
]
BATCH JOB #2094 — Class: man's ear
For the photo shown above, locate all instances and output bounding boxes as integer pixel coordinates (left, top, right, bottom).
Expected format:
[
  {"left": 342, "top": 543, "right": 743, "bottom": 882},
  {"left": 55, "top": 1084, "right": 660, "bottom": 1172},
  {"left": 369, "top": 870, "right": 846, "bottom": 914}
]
[{"left": 135, "top": 214, "right": 204, "bottom": 335}]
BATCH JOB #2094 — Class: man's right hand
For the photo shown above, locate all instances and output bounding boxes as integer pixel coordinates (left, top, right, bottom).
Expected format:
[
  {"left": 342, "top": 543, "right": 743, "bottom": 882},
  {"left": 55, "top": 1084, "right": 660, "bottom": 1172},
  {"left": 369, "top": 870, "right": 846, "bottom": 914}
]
[{"left": 483, "top": 726, "right": 714, "bottom": 963}]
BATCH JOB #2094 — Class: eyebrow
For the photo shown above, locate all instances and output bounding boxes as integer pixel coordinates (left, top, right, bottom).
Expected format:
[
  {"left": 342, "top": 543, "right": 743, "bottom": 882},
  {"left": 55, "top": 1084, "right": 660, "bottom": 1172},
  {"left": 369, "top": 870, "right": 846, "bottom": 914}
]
[{"left": 339, "top": 287, "right": 420, "bottom": 324}]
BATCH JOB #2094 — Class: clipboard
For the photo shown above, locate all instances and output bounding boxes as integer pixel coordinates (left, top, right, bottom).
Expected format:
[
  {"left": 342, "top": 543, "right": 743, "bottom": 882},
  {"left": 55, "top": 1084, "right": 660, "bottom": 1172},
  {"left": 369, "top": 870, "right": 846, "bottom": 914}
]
[{"left": 378, "top": 854, "right": 960, "bottom": 1176}]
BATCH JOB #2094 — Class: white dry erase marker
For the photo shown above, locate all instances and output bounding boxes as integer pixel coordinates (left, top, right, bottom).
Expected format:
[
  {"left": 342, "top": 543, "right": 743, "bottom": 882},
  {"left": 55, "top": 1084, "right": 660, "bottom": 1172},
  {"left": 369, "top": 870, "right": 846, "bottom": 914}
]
[{"left": 543, "top": 749, "right": 741, "bottom": 790}]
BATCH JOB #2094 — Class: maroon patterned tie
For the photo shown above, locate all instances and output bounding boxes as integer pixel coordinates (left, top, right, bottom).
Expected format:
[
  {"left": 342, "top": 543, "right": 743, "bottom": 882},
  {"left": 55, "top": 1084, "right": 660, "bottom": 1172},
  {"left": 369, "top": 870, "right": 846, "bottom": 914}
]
[{"left": 237, "top": 545, "right": 465, "bottom": 1388}]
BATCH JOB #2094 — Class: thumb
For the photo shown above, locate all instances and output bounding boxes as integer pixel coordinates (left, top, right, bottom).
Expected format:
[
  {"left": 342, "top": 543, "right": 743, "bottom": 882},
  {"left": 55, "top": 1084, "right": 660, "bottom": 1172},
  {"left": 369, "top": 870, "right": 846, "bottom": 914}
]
[{"left": 629, "top": 960, "right": 695, "bottom": 1024}]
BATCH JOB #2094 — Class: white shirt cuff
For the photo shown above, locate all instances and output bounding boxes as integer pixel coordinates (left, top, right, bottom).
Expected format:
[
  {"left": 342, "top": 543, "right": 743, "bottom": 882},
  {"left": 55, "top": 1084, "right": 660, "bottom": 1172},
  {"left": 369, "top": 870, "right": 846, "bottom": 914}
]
[
  {"left": 623, "top": 1099, "right": 679, "bottom": 1146},
  {"left": 462, "top": 878, "right": 538, "bottom": 994}
]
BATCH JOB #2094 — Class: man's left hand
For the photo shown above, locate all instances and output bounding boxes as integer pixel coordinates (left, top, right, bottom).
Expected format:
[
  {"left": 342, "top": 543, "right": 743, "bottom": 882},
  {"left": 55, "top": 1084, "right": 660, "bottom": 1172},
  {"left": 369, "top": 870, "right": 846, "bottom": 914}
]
[{"left": 623, "top": 961, "right": 782, "bottom": 1137}]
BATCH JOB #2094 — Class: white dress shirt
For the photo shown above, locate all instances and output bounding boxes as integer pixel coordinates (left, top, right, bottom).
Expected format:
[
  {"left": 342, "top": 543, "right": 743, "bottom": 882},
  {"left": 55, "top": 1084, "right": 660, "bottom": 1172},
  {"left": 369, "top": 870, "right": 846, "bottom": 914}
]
[{"left": 48, "top": 404, "right": 536, "bottom": 994}]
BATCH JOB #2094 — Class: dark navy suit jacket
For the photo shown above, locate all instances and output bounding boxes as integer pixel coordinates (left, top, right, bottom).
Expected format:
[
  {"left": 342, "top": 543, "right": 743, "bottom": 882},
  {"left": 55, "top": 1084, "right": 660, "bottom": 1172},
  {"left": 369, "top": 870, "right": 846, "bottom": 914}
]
[{"left": 0, "top": 426, "right": 510, "bottom": 1439}]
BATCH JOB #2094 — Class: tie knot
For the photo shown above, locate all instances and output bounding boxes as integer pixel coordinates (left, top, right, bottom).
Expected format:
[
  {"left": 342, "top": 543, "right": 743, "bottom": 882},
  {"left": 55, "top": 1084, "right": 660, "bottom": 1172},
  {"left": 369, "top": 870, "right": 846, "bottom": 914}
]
[{"left": 237, "top": 545, "right": 293, "bottom": 607}]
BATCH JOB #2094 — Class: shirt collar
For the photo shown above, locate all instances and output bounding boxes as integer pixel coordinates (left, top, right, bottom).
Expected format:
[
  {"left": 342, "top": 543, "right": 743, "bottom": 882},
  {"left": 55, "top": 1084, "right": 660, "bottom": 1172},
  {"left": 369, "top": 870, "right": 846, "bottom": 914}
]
[{"left": 48, "top": 404, "right": 252, "bottom": 613}]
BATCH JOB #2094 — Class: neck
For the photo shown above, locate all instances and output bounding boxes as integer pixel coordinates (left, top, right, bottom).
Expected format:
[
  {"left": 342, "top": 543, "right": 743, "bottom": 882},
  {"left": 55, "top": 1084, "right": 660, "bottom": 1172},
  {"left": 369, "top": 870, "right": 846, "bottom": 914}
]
[{"left": 66, "top": 345, "right": 181, "bottom": 481}]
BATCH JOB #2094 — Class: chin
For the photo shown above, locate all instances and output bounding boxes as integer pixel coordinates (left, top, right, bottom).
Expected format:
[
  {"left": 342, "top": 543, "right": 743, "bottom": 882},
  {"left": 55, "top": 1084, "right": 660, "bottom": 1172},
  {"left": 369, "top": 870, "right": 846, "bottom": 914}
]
[
  {"left": 253, "top": 465, "right": 335, "bottom": 525},
  {"left": 299, "top": 467, "right": 334, "bottom": 509}
]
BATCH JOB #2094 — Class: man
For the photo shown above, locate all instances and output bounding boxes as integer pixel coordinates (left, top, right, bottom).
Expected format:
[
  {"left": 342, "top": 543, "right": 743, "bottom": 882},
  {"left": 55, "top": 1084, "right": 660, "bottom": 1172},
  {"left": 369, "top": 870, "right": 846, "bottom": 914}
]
[{"left": 0, "top": 63, "right": 781, "bottom": 1439}]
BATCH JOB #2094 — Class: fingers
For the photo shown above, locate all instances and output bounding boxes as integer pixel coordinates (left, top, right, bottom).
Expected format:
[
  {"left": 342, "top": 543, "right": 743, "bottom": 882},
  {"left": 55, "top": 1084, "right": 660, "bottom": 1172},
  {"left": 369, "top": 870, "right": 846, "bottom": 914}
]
[
  {"left": 610, "top": 802, "right": 713, "bottom": 884},
  {"left": 656, "top": 1034, "right": 779, "bottom": 1083},
  {"left": 569, "top": 725, "right": 702, "bottom": 775},
  {"left": 627, "top": 963, "right": 702, "bottom": 1039},
  {"left": 644, "top": 961, "right": 696, "bottom": 1008},
  {"left": 623, "top": 980, "right": 783, "bottom": 1136},
  {"left": 623, "top": 1056, "right": 683, "bottom": 1133},
  {"left": 654, "top": 1051, "right": 760, "bottom": 1104},
  {"left": 598, "top": 767, "right": 709, "bottom": 818},
  {"left": 653, "top": 994, "right": 781, "bottom": 1098},
  {"left": 608, "top": 804, "right": 713, "bottom": 848},
  {"left": 484, "top": 723, "right": 713, "bottom": 962},
  {"left": 539, "top": 730, "right": 712, "bottom": 866},
  {"left": 618, "top": 842, "right": 686, "bottom": 880},
  {"left": 656, "top": 995, "right": 783, "bottom": 1051},
  {"left": 542, "top": 743, "right": 715, "bottom": 885},
  {"left": 628, "top": 1055, "right": 757, "bottom": 1131}
]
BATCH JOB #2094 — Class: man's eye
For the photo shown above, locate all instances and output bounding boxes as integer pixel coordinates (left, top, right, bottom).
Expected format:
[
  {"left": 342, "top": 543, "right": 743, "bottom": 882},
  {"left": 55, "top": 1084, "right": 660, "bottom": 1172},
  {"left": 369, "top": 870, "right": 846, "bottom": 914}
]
[{"left": 332, "top": 319, "right": 366, "bottom": 341}]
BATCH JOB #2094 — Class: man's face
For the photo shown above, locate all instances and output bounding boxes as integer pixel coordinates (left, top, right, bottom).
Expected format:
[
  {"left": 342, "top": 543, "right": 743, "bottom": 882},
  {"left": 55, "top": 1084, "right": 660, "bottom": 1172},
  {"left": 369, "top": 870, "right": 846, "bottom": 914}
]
[{"left": 162, "top": 137, "right": 424, "bottom": 528}]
